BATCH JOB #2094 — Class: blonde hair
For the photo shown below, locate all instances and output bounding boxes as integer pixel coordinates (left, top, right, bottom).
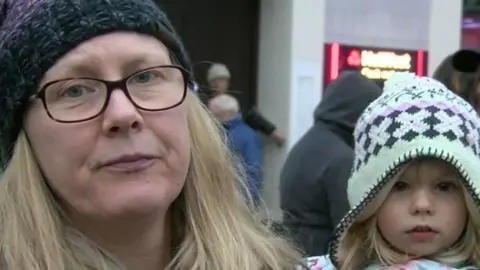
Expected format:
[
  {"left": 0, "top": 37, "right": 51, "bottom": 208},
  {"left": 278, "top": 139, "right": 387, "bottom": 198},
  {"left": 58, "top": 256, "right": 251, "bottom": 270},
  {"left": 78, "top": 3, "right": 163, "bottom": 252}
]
[
  {"left": 337, "top": 160, "right": 480, "bottom": 270},
  {"left": 0, "top": 92, "right": 305, "bottom": 270}
]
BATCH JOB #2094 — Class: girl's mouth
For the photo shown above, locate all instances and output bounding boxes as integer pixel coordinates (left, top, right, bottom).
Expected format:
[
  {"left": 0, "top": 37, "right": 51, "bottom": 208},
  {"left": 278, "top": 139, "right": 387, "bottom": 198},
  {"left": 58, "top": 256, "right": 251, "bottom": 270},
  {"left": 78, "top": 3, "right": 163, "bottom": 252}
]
[{"left": 406, "top": 225, "right": 438, "bottom": 241}]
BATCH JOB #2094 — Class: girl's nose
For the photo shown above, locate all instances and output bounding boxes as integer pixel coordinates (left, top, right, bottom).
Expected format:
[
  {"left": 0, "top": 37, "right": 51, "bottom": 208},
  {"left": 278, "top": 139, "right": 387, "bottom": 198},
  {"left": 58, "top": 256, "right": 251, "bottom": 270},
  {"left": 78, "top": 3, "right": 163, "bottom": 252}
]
[{"left": 409, "top": 189, "right": 435, "bottom": 216}]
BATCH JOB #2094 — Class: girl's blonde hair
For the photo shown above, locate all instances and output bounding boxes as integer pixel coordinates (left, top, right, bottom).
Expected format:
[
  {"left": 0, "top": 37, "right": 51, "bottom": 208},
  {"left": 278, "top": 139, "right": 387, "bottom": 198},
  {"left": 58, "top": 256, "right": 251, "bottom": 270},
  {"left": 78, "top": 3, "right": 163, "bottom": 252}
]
[
  {"left": 337, "top": 159, "right": 480, "bottom": 270},
  {"left": 0, "top": 92, "right": 305, "bottom": 270}
]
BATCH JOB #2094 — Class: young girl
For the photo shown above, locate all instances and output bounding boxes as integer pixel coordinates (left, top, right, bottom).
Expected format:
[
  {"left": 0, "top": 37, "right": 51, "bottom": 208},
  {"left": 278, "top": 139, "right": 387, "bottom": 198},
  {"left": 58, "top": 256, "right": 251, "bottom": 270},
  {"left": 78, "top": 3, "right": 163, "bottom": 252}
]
[{"left": 306, "top": 72, "right": 480, "bottom": 269}]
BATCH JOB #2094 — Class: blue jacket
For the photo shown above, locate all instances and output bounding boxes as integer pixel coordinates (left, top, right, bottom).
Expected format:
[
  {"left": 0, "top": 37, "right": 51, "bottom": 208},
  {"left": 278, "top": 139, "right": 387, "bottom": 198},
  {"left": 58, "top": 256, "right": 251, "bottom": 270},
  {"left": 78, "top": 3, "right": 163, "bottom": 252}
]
[{"left": 224, "top": 114, "right": 262, "bottom": 204}]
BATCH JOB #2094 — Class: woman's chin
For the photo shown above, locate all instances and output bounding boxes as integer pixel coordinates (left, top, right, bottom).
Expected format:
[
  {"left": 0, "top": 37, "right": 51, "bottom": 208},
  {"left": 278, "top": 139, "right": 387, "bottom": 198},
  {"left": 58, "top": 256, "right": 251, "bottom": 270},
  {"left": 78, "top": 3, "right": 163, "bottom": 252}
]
[{"left": 80, "top": 181, "right": 183, "bottom": 220}]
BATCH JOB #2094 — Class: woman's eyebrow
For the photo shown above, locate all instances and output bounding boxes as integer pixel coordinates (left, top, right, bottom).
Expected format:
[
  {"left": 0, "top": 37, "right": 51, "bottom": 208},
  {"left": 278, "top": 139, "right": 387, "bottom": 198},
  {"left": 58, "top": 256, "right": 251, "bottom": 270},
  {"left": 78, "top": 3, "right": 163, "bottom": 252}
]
[
  {"left": 42, "top": 52, "right": 171, "bottom": 84},
  {"left": 124, "top": 53, "right": 170, "bottom": 68},
  {"left": 39, "top": 59, "right": 103, "bottom": 89},
  {"left": 45, "top": 62, "right": 98, "bottom": 81}
]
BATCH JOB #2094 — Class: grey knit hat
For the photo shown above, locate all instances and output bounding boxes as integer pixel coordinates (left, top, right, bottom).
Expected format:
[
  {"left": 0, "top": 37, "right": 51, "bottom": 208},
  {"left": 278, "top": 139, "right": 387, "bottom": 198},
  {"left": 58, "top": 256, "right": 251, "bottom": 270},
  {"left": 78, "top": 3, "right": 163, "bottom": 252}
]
[
  {"left": 0, "top": 0, "right": 192, "bottom": 166},
  {"left": 207, "top": 63, "right": 231, "bottom": 81}
]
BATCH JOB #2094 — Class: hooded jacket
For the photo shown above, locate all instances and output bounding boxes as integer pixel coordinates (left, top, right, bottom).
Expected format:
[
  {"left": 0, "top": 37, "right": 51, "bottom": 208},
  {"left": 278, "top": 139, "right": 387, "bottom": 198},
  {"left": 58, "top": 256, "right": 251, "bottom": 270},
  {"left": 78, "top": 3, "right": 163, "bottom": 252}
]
[{"left": 280, "top": 72, "right": 382, "bottom": 256}]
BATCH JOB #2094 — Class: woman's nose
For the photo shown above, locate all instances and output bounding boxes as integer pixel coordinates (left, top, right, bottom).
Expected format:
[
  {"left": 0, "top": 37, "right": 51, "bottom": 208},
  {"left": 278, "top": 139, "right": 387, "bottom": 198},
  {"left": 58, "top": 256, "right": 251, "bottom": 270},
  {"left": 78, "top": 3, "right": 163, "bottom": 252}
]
[{"left": 101, "top": 90, "right": 144, "bottom": 135}]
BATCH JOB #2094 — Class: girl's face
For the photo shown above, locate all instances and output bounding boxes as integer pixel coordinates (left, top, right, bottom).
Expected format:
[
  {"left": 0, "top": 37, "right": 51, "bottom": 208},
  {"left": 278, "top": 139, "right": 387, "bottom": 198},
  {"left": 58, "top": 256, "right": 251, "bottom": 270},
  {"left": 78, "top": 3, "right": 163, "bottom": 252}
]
[{"left": 377, "top": 159, "right": 467, "bottom": 257}]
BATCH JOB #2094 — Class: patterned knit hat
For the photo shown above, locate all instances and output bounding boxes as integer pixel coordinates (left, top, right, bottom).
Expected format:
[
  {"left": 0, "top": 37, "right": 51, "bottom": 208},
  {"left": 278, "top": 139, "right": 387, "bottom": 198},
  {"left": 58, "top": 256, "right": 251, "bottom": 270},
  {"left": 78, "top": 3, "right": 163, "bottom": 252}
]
[
  {"left": 0, "top": 0, "right": 193, "bottom": 166},
  {"left": 328, "top": 72, "right": 480, "bottom": 267}
]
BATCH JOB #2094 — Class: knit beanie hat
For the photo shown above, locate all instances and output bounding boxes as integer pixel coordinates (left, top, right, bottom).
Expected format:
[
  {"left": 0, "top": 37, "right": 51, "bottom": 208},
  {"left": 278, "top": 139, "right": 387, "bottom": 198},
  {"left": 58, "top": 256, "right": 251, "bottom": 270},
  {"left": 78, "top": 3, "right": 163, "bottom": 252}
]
[
  {"left": 207, "top": 63, "right": 231, "bottom": 81},
  {"left": 328, "top": 72, "right": 480, "bottom": 267},
  {"left": 0, "top": 0, "right": 192, "bottom": 166}
]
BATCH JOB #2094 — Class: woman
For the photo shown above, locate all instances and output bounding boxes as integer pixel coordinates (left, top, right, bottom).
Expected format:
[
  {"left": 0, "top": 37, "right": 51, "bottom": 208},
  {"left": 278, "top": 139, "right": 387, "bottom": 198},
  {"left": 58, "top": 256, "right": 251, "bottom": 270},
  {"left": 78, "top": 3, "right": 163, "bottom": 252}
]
[
  {"left": 432, "top": 54, "right": 460, "bottom": 91},
  {"left": 0, "top": 0, "right": 305, "bottom": 269},
  {"left": 434, "top": 52, "right": 479, "bottom": 110}
]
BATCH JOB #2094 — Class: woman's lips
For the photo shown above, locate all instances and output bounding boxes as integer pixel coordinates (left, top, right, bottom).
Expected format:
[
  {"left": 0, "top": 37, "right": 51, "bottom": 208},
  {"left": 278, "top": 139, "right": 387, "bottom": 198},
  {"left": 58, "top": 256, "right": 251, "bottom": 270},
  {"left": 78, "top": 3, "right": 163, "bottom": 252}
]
[{"left": 99, "top": 154, "right": 157, "bottom": 173}]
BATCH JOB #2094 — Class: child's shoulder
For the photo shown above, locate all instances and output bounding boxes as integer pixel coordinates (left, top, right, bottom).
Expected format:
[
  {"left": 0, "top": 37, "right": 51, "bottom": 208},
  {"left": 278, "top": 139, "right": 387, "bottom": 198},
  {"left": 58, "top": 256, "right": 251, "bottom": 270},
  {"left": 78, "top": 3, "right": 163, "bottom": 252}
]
[{"left": 304, "top": 255, "right": 336, "bottom": 270}]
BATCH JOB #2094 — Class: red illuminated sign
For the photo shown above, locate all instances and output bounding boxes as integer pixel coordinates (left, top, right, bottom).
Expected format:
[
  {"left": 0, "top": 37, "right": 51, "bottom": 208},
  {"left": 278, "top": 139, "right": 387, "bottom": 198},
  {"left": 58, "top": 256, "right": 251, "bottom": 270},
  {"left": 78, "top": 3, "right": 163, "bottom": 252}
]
[
  {"left": 324, "top": 43, "right": 428, "bottom": 87},
  {"left": 347, "top": 50, "right": 361, "bottom": 67}
]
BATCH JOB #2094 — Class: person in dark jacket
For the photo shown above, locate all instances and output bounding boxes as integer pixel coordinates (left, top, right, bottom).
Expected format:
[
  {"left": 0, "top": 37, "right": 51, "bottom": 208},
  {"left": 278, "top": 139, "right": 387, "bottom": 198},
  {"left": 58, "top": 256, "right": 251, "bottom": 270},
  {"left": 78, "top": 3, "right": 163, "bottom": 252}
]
[
  {"left": 279, "top": 71, "right": 382, "bottom": 256},
  {"left": 206, "top": 63, "right": 285, "bottom": 146},
  {"left": 209, "top": 93, "right": 263, "bottom": 205}
]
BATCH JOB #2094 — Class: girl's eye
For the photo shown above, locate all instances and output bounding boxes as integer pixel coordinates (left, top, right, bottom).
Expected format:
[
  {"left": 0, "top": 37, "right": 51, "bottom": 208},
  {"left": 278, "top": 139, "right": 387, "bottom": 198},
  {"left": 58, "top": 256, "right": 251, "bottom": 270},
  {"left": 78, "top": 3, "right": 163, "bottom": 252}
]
[
  {"left": 436, "top": 181, "right": 457, "bottom": 192},
  {"left": 392, "top": 181, "right": 408, "bottom": 192}
]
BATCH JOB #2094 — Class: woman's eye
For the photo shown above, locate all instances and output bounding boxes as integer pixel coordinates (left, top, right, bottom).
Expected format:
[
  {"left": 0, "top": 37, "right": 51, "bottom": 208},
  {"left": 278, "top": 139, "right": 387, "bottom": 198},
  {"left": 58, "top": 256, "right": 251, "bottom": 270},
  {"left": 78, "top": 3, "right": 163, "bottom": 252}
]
[
  {"left": 392, "top": 181, "right": 408, "bottom": 192},
  {"left": 132, "top": 71, "right": 159, "bottom": 84},
  {"left": 61, "top": 85, "right": 88, "bottom": 98}
]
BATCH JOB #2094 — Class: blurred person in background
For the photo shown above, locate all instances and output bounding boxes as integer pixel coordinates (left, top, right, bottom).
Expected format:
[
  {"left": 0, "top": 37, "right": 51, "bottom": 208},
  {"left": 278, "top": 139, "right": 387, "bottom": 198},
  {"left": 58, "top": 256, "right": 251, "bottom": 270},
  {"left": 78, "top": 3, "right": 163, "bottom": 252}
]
[
  {"left": 450, "top": 48, "right": 480, "bottom": 110},
  {"left": 433, "top": 52, "right": 478, "bottom": 109},
  {"left": 208, "top": 94, "right": 263, "bottom": 207},
  {"left": 0, "top": 0, "right": 307, "bottom": 269},
  {"left": 433, "top": 54, "right": 461, "bottom": 91},
  {"left": 279, "top": 72, "right": 382, "bottom": 256},
  {"left": 206, "top": 63, "right": 286, "bottom": 146}
]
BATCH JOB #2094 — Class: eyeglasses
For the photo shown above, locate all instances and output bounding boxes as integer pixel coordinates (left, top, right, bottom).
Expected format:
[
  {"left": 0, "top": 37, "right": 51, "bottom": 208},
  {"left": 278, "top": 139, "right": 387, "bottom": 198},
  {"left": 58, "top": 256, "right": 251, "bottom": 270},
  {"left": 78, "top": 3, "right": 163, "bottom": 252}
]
[{"left": 29, "top": 65, "right": 189, "bottom": 123}]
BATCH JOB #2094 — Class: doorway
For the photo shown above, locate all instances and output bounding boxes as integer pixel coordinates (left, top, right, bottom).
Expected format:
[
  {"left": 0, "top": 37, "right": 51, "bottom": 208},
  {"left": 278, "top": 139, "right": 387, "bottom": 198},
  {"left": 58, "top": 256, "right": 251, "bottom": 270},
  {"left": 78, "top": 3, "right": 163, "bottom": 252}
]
[{"left": 157, "top": 0, "right": 260, "bottom": 110}]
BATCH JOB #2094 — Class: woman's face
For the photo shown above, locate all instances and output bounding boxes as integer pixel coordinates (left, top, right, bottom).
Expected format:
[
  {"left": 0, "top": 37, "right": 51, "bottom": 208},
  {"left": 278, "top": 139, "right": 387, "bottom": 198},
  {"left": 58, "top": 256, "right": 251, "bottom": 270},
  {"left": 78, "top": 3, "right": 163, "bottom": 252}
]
[
  {"left": 377, "top": 159, "right": 467, "bottom": 257},
  {"left": 23, "top": 32, "right": 191, "bottom": 220}
]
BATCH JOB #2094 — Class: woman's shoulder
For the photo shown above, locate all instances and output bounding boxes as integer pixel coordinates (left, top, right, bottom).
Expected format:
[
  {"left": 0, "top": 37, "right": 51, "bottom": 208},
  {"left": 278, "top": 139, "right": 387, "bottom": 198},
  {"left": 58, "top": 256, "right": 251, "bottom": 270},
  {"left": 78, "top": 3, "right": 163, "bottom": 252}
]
[{"left": 304, "top": 255, "right": 336, "bottom": 270}]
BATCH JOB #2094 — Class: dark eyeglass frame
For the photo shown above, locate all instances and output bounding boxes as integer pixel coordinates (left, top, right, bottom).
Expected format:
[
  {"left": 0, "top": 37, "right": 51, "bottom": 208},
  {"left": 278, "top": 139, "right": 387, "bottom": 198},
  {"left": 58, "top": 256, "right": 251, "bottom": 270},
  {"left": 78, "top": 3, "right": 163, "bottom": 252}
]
[{"left": 29, "top": 65, "right": 190, "bottom": 123}]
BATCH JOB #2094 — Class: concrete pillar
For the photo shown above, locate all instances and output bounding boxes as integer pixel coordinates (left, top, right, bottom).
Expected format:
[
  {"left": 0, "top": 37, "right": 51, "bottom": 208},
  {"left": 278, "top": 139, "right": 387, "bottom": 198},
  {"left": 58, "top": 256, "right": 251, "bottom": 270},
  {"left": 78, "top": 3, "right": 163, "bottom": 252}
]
[
  {"left": 427, "top": 0, "right": 462, "bottom": 75},
  {"left": 257, "top": 0, "right": 325, "bottom": 220}
]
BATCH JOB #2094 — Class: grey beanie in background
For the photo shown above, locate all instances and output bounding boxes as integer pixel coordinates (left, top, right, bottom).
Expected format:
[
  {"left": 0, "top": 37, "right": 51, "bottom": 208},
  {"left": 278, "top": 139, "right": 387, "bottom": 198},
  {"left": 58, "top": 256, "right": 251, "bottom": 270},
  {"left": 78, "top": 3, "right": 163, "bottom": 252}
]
[{"left": 207, "top": 63, "right": 231, "bottom": 81}]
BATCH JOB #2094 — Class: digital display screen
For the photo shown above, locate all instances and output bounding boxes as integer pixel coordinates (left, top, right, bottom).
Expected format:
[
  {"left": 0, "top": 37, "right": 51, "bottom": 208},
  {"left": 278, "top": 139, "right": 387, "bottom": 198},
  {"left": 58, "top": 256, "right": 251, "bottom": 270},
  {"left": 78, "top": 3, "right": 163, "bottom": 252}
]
[{"left": 323, "top": 43, "right": 428, "bottom": 87}]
